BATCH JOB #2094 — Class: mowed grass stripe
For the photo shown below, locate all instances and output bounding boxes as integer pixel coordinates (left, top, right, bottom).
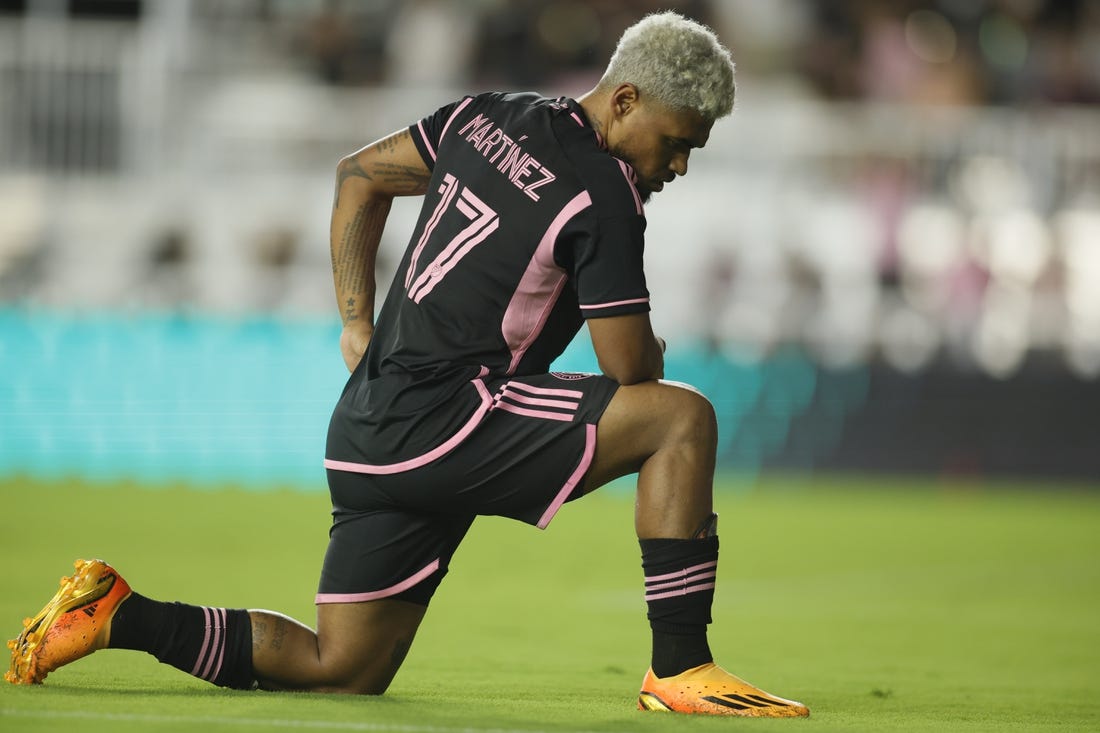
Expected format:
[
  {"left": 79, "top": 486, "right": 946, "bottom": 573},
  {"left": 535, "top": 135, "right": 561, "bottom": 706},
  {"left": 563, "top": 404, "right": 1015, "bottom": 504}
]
[
  {"left": 2, "top": 476, "right": 1098, "bottom": 733},
  {"left": 1, "top": 707, "right": 608, "bottom": 733}
]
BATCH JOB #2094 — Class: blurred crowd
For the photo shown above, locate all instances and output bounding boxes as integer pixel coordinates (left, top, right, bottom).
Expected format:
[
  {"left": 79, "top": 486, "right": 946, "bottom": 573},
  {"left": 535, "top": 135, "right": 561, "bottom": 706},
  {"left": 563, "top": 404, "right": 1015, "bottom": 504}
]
[
  {"left": 272, "top": 0, "right": 1100, "bottom": 106},
  {"left": 1, "top": 0, "right": 1099, "bottom": 381}
]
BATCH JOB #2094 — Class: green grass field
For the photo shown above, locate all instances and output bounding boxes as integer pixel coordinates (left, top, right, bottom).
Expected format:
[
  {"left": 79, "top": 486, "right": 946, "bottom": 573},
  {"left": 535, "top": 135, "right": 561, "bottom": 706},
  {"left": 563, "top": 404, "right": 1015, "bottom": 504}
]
[{"left": 2, "top": 475, "right": 1098, "bottom": 732}]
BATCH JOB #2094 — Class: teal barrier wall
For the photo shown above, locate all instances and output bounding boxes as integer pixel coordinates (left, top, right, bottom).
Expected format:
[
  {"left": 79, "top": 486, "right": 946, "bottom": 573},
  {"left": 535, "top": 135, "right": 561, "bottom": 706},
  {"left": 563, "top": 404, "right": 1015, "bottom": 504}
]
[{"left": 0, "top": 309, "right": 867, "bottom": 488}]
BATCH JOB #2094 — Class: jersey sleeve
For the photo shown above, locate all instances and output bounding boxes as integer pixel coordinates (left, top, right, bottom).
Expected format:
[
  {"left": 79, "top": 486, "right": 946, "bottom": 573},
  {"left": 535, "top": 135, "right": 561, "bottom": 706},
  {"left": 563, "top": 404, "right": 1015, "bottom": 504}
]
[
  {"left": 408, "top": 95, "right": 475, "bottom": 169},
  {"left": 566, "top": 211, "right": 651, "bottom": 319}
]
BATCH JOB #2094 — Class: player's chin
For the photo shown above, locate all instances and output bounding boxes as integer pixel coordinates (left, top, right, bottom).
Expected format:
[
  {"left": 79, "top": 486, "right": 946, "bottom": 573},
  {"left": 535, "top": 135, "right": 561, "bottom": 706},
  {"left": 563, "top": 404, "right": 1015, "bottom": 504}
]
[{"left": 638, "top": 182, "right": 659, "bottom": 203}]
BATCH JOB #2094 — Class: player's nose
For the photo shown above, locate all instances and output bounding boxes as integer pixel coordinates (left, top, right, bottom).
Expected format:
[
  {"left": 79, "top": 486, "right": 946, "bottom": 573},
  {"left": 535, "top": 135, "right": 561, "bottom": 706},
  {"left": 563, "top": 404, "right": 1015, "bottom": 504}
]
[{"left": 669, "top": 152, "right": 689, "bottom": 177}]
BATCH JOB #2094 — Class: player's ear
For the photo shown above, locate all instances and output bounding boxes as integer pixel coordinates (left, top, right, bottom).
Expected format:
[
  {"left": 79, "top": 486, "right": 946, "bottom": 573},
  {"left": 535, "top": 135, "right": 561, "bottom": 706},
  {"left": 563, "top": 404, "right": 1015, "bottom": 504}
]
[{"left": 611, "top": 83, "right": 639, "bottom": 119}]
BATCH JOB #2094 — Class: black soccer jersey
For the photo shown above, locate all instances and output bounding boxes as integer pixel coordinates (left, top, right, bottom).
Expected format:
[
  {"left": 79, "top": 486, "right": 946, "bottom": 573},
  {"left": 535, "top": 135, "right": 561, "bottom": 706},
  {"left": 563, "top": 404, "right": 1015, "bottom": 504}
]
[{"left": 327, "top": 92, "right": 650, "bottom": 468}]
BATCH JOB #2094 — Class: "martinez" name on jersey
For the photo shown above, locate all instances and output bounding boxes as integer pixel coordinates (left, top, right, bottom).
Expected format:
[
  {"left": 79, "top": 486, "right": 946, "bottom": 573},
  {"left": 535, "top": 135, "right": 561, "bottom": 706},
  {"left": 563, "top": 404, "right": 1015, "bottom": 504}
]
[{"left": 457, "top": 114, "right": 556, "bottom": 201}]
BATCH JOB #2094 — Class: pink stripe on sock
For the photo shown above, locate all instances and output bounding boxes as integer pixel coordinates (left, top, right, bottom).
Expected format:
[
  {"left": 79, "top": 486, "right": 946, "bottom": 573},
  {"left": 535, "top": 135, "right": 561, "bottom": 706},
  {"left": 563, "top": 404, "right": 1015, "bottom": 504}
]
[
  {"left": 200, "top": 607, "right": 224, "bottom": 681},
  {"left": 190, "top": 606, "right": 213, "bottom": 677},
  {"left": 645, "top": 560, "right": 718, "bottom": 584},
  {"left": 644, "top": 582, "right": 716, "bottom": 602},
  {"left": 208, "top": 609, "right": 228, "bottom": 683},
  {"left": 644, "top": 569, "right": 717, "bottom": 593}
]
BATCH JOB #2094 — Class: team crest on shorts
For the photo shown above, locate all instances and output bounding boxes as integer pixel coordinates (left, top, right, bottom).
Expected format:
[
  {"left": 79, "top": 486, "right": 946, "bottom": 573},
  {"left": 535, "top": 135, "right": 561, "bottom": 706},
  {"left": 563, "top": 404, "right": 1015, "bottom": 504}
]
[{"left": 551, "top": 372, "right": 594, "bottom": 381}]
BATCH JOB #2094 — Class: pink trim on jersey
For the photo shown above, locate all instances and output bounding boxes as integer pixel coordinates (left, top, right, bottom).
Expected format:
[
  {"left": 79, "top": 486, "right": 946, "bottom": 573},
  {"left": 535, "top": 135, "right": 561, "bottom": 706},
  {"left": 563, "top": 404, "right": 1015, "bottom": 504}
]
[
  {"left": 315, "top": 559, "right": 442, "bottom": 604},
  {"left": 579, "top": 297, "right": 650, "bottom": 311},
  {"left": 417, "top": 96, "right": 474, "bottom": 163},
  {"left": 569, "top": 111, "right": 585, "bottom": 127},
  {"left": 416, "top": 119, "right": 436, "bottom": 162},
  {"left": 644, "top": 582, "right": 717, "bottom": 602},
  {"left": 616, "top": 159, "right": 644, "bottom": 214},
  {"left": 439, "top": 96, "right": 475, "bottom": 148},
  {"left": 324, "top": 380, "right": 492, "bottom": 474},
  {"left": 501, "top": 191, "right": 593, "bottom": 374},
  {"left": 536, "top": 423, "right": 597, "bottom": 529}
]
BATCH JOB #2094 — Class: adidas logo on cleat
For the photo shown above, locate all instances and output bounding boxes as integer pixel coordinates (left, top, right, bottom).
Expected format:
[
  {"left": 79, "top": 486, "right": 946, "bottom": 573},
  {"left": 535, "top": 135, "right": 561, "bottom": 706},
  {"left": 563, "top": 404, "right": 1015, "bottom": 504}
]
[
  {"left": 81, "top": 605, "right": 98, "bottom": 618},
  {"left": 702, "top": 692, "right": 792, "bottom": 711}
]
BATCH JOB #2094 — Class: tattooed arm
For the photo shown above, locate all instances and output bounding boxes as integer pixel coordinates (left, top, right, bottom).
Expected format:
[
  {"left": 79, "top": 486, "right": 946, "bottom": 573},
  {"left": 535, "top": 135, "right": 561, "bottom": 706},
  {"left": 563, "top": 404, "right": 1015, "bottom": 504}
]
[{"left": 330, "top": 128, "right": 431, "bottom": 372}]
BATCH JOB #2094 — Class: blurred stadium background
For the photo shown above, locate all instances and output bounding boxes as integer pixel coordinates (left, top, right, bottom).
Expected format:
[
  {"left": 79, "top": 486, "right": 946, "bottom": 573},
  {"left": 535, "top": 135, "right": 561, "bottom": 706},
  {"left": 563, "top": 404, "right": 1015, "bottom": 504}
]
[{"left": 2, "top": 0, "right": 1099, "bottom": 489}]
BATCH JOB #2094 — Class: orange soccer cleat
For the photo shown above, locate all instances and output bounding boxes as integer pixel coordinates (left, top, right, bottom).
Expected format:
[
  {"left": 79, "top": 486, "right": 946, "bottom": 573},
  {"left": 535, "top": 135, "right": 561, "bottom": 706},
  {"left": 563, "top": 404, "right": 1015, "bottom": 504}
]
[
  {"left": 6, "top": 559, "right": 132, "bottom": 685},
  {"left": 637, "top": 662, "right": 810, "bottom": 717}
]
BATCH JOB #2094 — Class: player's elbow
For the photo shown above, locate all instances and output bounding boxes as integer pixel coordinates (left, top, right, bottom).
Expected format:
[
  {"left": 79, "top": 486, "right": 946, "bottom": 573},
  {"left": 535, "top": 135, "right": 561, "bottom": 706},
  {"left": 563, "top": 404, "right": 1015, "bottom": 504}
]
[{"left": 334, "top": 155, "right": 390, "bottom": 203}]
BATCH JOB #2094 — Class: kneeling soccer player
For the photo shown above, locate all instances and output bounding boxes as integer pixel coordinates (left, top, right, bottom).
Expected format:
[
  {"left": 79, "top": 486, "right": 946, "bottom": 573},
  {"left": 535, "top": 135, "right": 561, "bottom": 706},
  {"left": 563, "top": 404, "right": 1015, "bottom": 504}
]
[{"left": 7, "top": 11, "right": 808, "bottom": 718}]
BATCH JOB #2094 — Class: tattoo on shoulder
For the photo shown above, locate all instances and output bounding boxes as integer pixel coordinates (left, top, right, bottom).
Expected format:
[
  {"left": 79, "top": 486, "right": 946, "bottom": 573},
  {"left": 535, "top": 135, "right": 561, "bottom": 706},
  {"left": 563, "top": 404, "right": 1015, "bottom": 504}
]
[{"left": 377, "top": 129, "right": 409, "bottom": 155}]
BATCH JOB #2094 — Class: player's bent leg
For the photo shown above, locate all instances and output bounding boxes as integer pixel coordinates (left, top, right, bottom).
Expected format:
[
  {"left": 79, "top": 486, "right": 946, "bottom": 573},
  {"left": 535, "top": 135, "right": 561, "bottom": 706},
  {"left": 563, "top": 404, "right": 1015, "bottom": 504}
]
[
  {"left": 583, "top": 379, "right": 717, "bottom": 538},
  {"left": 581, "top": 380, "right": 809, "bottom": 717},
  {"left": 250, "top": 599, "right": 427, "bottom": 694}
]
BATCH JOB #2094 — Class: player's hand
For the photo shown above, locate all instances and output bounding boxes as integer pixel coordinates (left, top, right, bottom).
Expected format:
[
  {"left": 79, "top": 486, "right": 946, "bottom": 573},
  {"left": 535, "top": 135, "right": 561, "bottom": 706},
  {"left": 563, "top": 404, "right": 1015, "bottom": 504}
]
[{"left": 340, "top": 322, "right": 373, "bottom": 373}]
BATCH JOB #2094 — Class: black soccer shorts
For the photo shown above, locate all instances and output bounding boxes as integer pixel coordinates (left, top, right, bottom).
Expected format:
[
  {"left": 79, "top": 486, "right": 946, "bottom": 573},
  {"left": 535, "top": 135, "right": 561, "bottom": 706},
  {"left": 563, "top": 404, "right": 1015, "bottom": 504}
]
[{"left": 317, "top": 371, "right": 619, "bottom": 607}]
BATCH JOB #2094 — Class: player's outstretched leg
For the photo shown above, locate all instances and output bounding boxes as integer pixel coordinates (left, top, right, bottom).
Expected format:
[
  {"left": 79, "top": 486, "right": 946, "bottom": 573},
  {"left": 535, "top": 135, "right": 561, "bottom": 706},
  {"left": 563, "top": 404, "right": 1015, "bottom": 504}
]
[
  {"left": 7, "top": 558, "right": 254, "bottom": 689},
  {"left": 6, "top": 559, "right": 132, "bottom": 684},
  {"left": 8, "top": 559, "right": 425, "bottom": 693}
]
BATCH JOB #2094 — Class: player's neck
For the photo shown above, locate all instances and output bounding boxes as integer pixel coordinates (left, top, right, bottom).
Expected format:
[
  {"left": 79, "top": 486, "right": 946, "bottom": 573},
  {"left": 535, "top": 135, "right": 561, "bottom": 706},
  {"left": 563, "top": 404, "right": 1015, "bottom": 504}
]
[{"left": 576, "top": 90, "right": 608, "bottom": 143}]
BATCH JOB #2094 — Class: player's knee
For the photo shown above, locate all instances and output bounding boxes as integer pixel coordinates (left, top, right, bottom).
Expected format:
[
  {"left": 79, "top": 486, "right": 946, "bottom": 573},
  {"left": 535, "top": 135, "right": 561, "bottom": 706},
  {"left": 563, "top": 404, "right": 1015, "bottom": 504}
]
[
  {"left": 663, "top": 382, "right": 717, "bottom": 449},
  {"left": 320, "top": 666, "right": 395, "bottom": 695}
]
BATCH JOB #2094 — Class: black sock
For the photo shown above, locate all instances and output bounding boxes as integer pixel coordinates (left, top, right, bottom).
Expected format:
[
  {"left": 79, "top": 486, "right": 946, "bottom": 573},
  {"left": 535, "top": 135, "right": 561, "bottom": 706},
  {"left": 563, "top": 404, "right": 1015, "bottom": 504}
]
[
  {"left": 640, "top": 535, "right": 719, "bottom": 677},
  {"left": 109, "top": 592, "right": 255, "bottom": 690}
]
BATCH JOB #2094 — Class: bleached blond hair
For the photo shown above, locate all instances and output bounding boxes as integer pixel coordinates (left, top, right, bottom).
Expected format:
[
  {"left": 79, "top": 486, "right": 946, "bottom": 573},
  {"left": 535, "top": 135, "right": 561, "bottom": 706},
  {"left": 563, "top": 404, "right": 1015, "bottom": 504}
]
[{"left": 598, "top": 11, "right": 735, "bottom": 121}]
